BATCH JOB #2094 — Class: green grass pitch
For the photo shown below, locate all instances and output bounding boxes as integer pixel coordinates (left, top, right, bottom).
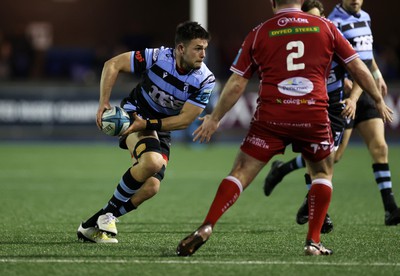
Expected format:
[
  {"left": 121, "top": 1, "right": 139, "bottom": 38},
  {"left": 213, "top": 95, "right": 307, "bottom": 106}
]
[{"left": 1, "top": 142, "right": 400, "bottom": 275}]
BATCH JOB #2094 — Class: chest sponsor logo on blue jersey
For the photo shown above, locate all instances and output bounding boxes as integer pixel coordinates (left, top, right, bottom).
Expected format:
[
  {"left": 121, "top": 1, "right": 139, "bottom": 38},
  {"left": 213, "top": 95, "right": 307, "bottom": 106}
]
[
  {"left": 149, "top": 85, "right": 184, "bottom": 110},
  {"left": 351, "top": 35, "right": 373, "bottom": 51}
]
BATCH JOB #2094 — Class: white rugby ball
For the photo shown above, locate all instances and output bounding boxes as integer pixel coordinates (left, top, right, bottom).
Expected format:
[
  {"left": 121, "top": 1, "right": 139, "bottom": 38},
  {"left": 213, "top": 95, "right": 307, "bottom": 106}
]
[{"left": 101, "top": 106, "right": 130, "bottom": 136}]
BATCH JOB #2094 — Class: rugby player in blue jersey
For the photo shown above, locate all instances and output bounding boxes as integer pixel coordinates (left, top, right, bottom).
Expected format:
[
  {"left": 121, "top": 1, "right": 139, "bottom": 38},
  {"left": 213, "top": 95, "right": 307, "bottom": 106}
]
[
  {"left": 263, "top": 0, "right": 400, "bottom": 227},
  {"left": 328, "top": 0, "right": 400, "bottom": 226},
  {"left": 77, "top": 21, "right": 215, "bottom": 243}
]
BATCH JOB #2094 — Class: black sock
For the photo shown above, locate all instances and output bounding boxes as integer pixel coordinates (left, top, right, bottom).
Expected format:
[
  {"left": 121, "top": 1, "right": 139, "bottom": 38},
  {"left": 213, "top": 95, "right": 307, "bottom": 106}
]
[
  {"left": 280, "top": 155, "right": 306, "bottom": 176},
  {"left": 103, "top": 168, "right": 144, "bottom": 214},
  {"left": 114, "top": 200, "right": 137, "bottom": 217},
  {"left": 82, "top": 209, "right": 104, "bottom": 228},
  {"left": 373, "top": 163, "right": 397, "bottom": 212},
  {"left": 82, "top": 168, "right": 144, "bottom": 227},
  {"left": 304, "top": 173, "right": 312, "bottom": 190}
]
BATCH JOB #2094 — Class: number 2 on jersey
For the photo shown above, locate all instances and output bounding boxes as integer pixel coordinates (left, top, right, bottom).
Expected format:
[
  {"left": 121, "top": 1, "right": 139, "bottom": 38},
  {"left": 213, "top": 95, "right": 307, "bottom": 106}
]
[{"left": 286, "top": 41, "right": 305, "bottom": 71}]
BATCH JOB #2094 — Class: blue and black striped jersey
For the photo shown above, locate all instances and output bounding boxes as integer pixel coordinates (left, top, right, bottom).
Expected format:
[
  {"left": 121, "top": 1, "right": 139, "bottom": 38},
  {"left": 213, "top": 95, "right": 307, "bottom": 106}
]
[
  {"left": 327, "top": 58, "right": 346, "bottom": 102},
  {"left": 328, "top": 4, "right": 373, "bottom": 68},
  {"left": 123, "top": 46, "right": 215, "bottom": 119}
]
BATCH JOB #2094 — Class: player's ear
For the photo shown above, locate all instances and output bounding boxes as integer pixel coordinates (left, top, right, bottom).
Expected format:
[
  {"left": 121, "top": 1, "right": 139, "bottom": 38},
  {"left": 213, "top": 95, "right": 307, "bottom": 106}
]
[{"left": 177, "top": 43, "right": 185, "bottom": 55}]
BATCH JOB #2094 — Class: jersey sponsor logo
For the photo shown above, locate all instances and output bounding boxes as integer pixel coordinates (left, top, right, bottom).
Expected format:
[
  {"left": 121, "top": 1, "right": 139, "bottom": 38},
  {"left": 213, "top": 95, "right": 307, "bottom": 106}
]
[
  {"left": 244, "top": 135, "right": 269, "bottom": 149},
  {"left": 277, "top": 77, "right": 314, "bottom": 96},
  {"left": 270, "top": 26, "right": 319, "bottom": 37},
  {"left": 268, "top": 121, "right": 312, "bottom": 128},
  {"left": 276, "top": 98, "right": 316, "bottom": 105},
  {"left": 310, "top": 140, "right": 331, "bottom": 154},
  {"left": 277, "top": 17, "right": 309, "bottom": 27},
  {"left": 351, "top": 35, "right": 373, "bottom": 52},
  {"left": 148, "top": 85, "right": 185, "bottom": 110}
]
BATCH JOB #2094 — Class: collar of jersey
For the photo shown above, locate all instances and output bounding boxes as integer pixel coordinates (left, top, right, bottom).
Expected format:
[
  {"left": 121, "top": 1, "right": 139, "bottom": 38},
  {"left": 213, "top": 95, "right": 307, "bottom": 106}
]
[
  {"left": 337, "top": 4, "right": 361, "bottom": 18},
  {"left": 275, "top": 8, "right": 302, "bottom": 14}
]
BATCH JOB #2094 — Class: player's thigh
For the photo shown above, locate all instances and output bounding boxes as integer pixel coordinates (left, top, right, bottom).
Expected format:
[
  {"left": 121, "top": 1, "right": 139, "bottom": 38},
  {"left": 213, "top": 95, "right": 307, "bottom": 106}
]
[
  {"left": 229, "top": 150, "right": 267, "bottom": 190},
  {"left": 126, "top": 130, "right": 164, "bottom": 166},
  {"left": 304, "top": 151, "right": 334, "bottom": 181},
  {"left": 292, "top": 122, "right": 333, "bottom": 163},
  {"left": 126, "top": 130, "right": 159, "bottom": 153},
  {"left": 356, "top": 118, "right": 385, "bottom": 146},
  {"left": 356, "top": 118, "right": 388, "bottom": 162}
]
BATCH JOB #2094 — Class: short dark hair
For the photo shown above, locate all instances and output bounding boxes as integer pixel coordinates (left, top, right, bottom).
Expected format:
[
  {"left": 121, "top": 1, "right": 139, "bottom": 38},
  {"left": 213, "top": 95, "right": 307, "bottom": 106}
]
[
  {"left": 301, "top": 0, "right": 325, "bottom": 16},
  {"left": 175, "top": 21, "right": 210, "bottom": 46}
]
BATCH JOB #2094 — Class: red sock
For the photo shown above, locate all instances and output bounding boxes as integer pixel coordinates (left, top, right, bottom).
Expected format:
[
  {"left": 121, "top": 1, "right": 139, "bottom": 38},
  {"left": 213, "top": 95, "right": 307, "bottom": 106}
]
[
  {"left": 203, "top": 176, "right": 243, "bottom": 227},
  {"left": 307, "top": 179, "right": 332, "bottom": 243}
]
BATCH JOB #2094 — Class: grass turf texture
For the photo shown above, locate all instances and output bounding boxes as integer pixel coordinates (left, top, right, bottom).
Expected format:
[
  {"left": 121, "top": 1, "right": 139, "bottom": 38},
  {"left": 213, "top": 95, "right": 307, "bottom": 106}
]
[{"left": 1, "top": 142, "right": 399, "bottom": 275}]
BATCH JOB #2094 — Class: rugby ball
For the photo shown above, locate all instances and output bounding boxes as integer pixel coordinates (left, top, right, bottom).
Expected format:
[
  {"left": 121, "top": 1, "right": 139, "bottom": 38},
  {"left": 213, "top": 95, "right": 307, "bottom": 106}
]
[{"left": 101, "top": 106, "right": 130, "bottom": 136}]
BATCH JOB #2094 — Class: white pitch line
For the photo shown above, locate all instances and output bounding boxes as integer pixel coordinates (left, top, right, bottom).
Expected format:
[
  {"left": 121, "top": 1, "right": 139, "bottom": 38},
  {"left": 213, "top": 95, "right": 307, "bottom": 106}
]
[{"left": 0, "top": 258, "right": 399, "bottom": 267}]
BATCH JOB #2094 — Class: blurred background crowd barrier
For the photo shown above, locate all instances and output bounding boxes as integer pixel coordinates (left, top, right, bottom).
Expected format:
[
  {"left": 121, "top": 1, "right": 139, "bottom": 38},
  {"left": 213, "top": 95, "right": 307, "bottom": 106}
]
[{"left": 1, "top": 81, "right": 399, "bottom": 143}]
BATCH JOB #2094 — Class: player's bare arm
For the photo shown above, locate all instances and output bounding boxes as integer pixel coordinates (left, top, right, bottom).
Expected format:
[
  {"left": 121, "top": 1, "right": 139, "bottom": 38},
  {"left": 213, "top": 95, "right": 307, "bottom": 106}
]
[
  {"left": 96, "top": 52, "right": 132, "bottom": 129},
  {"left": 345, "top": 58, "right": 393, "bottom": 123},
  {"left": 121, "top": 102, "right": 204, "bottom": 135},
  {"left": 371, "top": 58, "right": 387, "bottom": 97},
  {"left": 193, "top": 73, "right": 248, "bottom": 143}
]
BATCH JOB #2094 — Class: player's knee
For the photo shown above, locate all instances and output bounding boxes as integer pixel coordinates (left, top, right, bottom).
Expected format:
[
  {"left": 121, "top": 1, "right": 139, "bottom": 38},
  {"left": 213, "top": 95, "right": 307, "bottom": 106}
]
[
  {"left": 133, "top": 137, "right": 164, "bottom": 174},
  {"left": 370, "top": 142, "right": 388, "bottom": 160},
  {"left": 153, "top": 165, "right": 166, "bottom": 182},
  {"left": 146, "top": 177, "right": 161, "bottom": 196},
  {"left": 142, "top": 156, "right": 164, "bottom": 175}
]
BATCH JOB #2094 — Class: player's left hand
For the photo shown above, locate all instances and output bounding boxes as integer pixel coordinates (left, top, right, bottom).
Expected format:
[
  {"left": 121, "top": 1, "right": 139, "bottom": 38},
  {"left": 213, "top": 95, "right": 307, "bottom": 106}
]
[
  {"left": 340, "top": 98, "right": 356, "bottom": 120},
  {"left": 120, "top": 113, "right": 145, "bottom": 136},
  {"left": 192, "top": 115, "right": 220, "bottom": 143},
  {"left": 375, "top": 100, "right": 393, "bottom": 123}
]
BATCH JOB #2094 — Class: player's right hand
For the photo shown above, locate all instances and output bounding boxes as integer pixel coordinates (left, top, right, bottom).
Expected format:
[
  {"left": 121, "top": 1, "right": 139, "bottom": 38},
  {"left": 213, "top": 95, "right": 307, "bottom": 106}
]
[
  {"left": 96, "top": 104, "right": 112, "bottom": 130},
  {"left": 192, "top": 115, "right": 220, "bottom": 143}
]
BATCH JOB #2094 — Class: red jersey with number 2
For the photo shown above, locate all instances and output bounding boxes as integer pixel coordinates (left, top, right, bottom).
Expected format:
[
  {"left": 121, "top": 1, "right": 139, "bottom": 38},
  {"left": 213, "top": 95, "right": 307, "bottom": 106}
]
[{"left": 231, "top": 8, "right": 358, "bottom": 123}]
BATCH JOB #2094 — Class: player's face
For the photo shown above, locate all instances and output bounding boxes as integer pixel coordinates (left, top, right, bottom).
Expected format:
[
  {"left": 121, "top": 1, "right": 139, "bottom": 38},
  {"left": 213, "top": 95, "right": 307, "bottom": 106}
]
[
  {"left": 342, "top": 0, "right": 363, "bottom": 14},
  {"left": 179, "top": 38, "right": 208, "bottom": 70}
]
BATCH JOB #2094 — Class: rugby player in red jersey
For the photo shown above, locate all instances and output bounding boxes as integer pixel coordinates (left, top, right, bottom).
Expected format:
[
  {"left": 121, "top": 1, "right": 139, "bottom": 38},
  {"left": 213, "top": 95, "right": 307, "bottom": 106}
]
[{"left": 176, "top": 0, "right": 392, "bottom": 256}]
